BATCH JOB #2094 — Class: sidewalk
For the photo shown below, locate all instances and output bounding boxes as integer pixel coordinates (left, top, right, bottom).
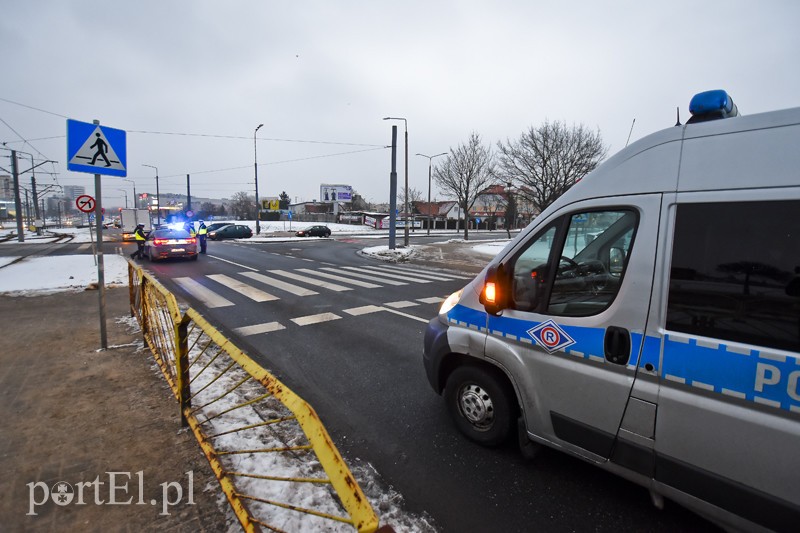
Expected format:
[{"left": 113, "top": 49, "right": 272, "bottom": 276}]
[{"left": 0, "top": 288, "right": 230, "bottom": 532}]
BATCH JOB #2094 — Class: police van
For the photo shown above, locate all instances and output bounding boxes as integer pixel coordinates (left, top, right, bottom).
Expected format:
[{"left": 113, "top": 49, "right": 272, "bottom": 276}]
[{"left": 423, "top": 90, "right": 799, "bottom": 532}]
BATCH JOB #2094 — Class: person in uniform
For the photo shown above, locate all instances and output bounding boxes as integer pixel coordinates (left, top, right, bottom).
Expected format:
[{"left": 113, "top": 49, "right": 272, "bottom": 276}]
[
  {"left": 130, "top": 223, "right": 146, "bottom": 259},
  {"left": 197, "top": 220, "right": 208, "bottom": 253}
]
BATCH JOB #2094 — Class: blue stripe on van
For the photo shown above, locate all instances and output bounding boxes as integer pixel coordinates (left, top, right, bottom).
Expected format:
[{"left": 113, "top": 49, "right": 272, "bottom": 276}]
[
  {"left": 448, "top": 306, "right": 800, "bottom": 414},
  {"left": 484, "top": 314, "right": 644, "bottom": 370},
  {"left": 661, "top": 334, "right": 800, "bottom": 413},
  {"left": 445, "top": 304, "right": 487, "bottom": 331}
]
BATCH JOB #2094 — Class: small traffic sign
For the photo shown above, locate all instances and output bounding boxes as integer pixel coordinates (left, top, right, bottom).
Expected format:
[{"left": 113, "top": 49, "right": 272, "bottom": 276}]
[
  {"left": 66, "top": 119, "right": 127, "bottom": 177},
  {"left": 75, "top": 194, "right": 96, "bottom": 213}
]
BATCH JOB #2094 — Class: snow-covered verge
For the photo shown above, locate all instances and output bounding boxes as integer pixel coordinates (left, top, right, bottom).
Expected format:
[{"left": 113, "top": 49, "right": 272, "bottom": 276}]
[{"left": 0, "top": 254, "right": 129, "bottom": 296}]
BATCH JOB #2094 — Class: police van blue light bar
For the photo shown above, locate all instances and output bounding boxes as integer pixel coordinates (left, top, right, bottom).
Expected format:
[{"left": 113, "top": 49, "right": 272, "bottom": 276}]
[{"left": 687, "top": 90, "right": 739, "bottom": 124}]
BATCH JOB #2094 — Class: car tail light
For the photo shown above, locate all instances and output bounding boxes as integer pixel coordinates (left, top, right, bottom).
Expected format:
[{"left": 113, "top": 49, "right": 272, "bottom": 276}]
[
  {"left": 187, "top": 237, "right": 196, "bottom": 244},
  {"left": 153, "top": 238, "right": 168, "bottom": 246}
]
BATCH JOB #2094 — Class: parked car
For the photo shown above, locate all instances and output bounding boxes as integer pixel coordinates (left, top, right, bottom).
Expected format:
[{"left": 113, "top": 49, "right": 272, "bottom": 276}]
[
  {"left": 205, "top": 222, "right": 231, "bottom": 233},
  {"left": 295, "top": 225, "right": 331, "bottom": 237},
  {"left": 143, "top": 228, "right": 197, "bottom": 261},
  {"left": 208, "top": 224, "right": 253, "bottom": 240}
]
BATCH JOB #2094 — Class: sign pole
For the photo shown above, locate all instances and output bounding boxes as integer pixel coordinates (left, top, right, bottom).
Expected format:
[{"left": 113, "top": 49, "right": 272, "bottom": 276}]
[
  {"left": 93, "top": 119, "right": 108, "bottom": 350},
  {"left": 66, "top": 116, "right": 126, "bottom": 351}
]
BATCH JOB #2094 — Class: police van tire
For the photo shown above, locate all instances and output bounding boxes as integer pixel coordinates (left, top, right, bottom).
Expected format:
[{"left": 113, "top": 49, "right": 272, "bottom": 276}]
[{"left": 444, "top": 365, "right": 516, "bottom": 447}]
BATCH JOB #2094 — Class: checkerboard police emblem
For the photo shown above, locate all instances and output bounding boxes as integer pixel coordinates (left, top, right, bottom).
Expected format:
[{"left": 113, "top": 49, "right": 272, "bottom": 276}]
[{"left": 527, "top": 320, "right": 575, "bottom": 354}]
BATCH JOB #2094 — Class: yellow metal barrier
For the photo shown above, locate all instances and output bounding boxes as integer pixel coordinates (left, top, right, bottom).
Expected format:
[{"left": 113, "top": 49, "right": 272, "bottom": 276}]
[{"left": 128, "top": 261, "right": 380, "bottom": 532}]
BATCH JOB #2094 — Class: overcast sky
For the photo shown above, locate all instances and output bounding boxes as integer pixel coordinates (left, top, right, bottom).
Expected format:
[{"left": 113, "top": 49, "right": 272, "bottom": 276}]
[{"left": 2, "top": 0, "right": 799, "bottom": 209}]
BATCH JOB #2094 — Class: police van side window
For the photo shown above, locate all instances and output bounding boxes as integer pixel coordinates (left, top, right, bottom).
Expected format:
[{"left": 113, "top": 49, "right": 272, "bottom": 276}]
[
  {"left": 510, "top": 210, "right": 636, "bottom": 316},
  {"left": 511, "top": 225, "right": 558, "bottom": 312},
  {"left": 667, "top": 200, "right": 800, "bottom": 352}
]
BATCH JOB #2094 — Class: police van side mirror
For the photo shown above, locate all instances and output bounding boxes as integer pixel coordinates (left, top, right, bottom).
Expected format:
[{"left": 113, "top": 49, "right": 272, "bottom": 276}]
[{"left": 480, "top": 263, "right": 509, "bottom": 315}]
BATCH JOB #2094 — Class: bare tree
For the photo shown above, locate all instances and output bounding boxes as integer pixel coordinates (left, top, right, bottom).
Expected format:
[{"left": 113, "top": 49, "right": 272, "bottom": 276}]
[
  {"left": 398, "top": 187, "right": 424, "bottom": 213},
  {"left": 433, "top": 132, "right": 495, "bottom": 240},
  {"left": 496, "top": 121, "right": 607, "bottom": 213},
  {"left": 229, "top": 191, "right": 255, "bottom": 220}
]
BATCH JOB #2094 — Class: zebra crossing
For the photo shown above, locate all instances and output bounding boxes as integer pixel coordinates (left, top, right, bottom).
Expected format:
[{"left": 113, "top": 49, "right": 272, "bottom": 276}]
[{"left": 170, "top": 263, "right": 466, "bottom": 335}]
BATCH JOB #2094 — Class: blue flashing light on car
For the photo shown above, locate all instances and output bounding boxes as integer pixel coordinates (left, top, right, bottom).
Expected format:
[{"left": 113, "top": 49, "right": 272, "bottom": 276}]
[{"left": 687, "top": 89, "right": 739, "bottom": 124}]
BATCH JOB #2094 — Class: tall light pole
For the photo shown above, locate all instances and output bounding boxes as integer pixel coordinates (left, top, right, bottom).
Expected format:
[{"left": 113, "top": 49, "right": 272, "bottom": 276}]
[
  {"left": 122, "top": 178, "right": 137, "bottom": 209},
  {"left": 254, "top": 124, "right": 264, "bottom": 235},
  {"left": 416, "top": 152, "right": 447, "bottom": 235},
  {"left": 143, "top": 164, "right": 160, "bottom": 225},
  {"left": 116, "top": 189, "right": 129, "bottom": 208},
  {"left": 383, "top": 117, "right": 408, "bottom": 246}
]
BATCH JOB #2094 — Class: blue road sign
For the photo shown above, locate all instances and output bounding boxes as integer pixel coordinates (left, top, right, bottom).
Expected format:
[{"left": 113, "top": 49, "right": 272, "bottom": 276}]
[
  {"left": 288, "top": 211, "right": 293, "bottom": 220},
  {"left": 67, "top": 119, "right": 127, "bottom": 177}
]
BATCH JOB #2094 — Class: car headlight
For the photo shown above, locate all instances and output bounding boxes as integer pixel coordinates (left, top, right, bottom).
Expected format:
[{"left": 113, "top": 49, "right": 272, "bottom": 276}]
[{"left": 439, "top": 289, "right": 463, "bottom": 316}]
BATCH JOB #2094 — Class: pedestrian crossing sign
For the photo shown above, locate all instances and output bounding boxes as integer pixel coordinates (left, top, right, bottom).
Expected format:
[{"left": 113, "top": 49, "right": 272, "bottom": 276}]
[{"left": 66, "top": 119, "right": 127, "bottom": 177}]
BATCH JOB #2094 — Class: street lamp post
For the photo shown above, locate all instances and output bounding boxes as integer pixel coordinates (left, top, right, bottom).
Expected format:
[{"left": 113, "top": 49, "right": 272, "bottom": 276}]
[
  {"left": 416, "top": 152, "right": 447, "bottom": 235},
  {"left": 383, "top": 117, "right": 409, "bottom": 246},
  {"left": 143, "top": 164, "right": 160, "bottom": 225},
  {"left": 122, "top": 178, "right": 137, "bottom": 209},
  {"left": 116, "top": 189, "right": 129, "bottom": 208},
  {"left": 254, "top": 123, "right": 263, "bottom": 235}
]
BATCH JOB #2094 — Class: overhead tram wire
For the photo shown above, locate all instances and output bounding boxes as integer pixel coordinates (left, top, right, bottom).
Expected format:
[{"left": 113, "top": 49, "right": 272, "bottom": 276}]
[
  {"left": 127, "top": 129, "right": 386, "bottom": 148},
  {"left": 0, "top": 114, "right": 61, "bottom": 187},
  {"left": 155, "top": 145, "right": 388, "bottom": 180},
  {"left": 0, "top": 97, "right": 69, "bottom": 119},
  {"left": 1, "top": 97, "right": 388, "bottom": 192},
  {"left": 1, "top": 97, "right": 385, "bottom": 148}
]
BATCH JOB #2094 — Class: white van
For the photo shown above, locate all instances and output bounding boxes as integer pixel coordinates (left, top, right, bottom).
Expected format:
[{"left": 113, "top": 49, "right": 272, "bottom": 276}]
[{"left": 423, "top": 90, "right": 799, "bottom": 532}]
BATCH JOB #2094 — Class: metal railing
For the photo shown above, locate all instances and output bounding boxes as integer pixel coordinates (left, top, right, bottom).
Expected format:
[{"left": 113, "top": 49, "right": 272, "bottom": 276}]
[{"left": 128, "top": 261, "right": 381, "bottom": 532}]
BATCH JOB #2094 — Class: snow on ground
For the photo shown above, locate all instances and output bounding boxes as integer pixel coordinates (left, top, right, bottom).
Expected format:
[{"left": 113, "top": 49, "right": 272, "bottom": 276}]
[{"left": 0, "top": 254, "right": 130, "bottom": 295}]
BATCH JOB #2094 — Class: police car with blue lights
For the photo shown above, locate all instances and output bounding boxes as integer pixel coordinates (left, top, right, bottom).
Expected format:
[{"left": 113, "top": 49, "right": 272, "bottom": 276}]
[{"left": 423, "top": 90, "right": 799, "bottom": 532}]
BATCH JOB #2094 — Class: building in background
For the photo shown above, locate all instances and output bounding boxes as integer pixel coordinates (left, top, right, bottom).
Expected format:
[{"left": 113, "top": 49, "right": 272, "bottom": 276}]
[
  {"left": 0, "top": 175, "right": 11, "bottom": 201},
  {"left": 62, "top": 185, "right": 86, "bottom": 203}
]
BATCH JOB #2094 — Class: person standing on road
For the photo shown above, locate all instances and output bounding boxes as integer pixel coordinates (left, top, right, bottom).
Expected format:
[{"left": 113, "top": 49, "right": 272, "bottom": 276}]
[
  {"left": 197, "top": 220, "right": 208, "bottom": 253},
  {"left": 130, "top": 223, "right": 146, "bottom": 260}
]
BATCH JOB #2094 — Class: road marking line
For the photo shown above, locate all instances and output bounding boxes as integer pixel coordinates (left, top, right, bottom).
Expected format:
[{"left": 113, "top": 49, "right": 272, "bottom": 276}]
[
  {"left": 174, "top": 277, "right": 234, "bottom": 308},
  {"left": 296, "top": 268, "right": 381, "bottom": 288},
  {"left": 343, "top": 304, "right": 429, "bottom": 323},
  {"left": 382, "top": 308, "right": 430, "bottom": 323},
  {"left": 240, "top": 272, "right": 318, "bottom": 296},
  {"left": 379, "top": 265, "right": 471, "bottom": 280},
  {"left": 343, "top": 305, "right": 385, "bottom": 316},
  {"left": 207, "top": 274, "right": 278, "bottom": 302},
  {"left": 385, "top": 300, "right": 418, "bottom": 309},
  {"left": 291, "top": 312, "right": 341, "bottom": 326},
  {"left": 268, "top": 269, "right": 352, "bottom": 292},
  {"left": 348, "top": 265, "right": 433, "bottom": 283},
  {"left": 417, "top": 297, "right": 444, "bottom": 304},
  {"left": 234, "top": 322, "right": 286, "bottom": 336},
  {"left": 207, "top": 255, "right": 258, "bottom": 271},
  {"left": 322, "top": 267, "right": 407, "bottom": 286},
  {"left": 78, "top": 243, "right": 91, "bottom": 251}
]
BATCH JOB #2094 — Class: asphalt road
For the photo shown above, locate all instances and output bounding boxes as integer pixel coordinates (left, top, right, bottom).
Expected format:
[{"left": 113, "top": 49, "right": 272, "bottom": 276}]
[{"left": 4, "top": 232, "right": 717, "bottom": 531}]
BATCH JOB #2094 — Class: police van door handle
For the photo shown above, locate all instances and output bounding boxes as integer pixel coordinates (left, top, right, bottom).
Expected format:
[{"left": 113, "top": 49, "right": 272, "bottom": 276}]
[{"left": 604, "top": 326, "right": 631, "bottom": 365}]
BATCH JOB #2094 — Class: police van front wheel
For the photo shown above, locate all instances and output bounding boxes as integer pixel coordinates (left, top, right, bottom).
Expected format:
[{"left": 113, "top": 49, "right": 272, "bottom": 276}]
[{"left": 444, "top": 365, "right": 517, "bottom": 447}]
